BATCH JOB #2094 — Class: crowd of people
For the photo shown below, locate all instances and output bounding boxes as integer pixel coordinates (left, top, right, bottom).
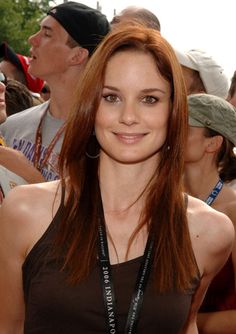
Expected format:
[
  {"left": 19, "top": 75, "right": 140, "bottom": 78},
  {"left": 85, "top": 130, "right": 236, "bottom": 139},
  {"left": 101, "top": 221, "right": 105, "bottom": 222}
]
[{"left": 0, "top": 1, "right": 235, "bottom": 333}]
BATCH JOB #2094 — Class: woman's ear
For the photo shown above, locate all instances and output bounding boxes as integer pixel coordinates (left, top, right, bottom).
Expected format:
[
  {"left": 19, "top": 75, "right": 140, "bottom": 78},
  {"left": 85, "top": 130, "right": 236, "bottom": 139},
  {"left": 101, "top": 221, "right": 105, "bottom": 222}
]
[
  {"left": 205, "top": 135, "right": 223, "bottom": 153},
  {"left": 69, "top": 47, "right": 89, "bottom": 66}
]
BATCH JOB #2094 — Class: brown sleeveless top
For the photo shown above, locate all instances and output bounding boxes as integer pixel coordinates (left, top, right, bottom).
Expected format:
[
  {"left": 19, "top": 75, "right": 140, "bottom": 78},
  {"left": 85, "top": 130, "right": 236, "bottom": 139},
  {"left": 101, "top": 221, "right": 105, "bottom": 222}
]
[{"left": 22, "top": 198, "right": 199, "bottom": 333}]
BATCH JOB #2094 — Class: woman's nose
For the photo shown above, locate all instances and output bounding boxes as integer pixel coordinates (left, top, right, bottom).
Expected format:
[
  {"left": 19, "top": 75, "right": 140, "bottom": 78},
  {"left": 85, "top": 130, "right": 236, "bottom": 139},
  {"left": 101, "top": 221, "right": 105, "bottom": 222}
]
[{"left": 119, "top": 102, "right": 138, "bottom": 125}]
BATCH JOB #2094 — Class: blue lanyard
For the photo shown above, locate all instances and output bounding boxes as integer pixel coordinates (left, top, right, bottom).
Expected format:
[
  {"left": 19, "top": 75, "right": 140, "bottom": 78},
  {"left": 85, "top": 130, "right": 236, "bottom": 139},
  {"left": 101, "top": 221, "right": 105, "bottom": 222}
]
[{"left": 205, "top": 179, "right": 224, "bottom": 205}]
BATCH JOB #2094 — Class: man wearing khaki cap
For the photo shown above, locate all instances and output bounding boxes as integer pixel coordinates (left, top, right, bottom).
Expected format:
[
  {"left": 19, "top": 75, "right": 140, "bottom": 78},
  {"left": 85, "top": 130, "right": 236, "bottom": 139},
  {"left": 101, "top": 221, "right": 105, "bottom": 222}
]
[
  {"left": 184, "top": 93, "right": 236, "bottom": 333},
  {"left": 0, "top": 1, "right": 109, "bottom": 186}
]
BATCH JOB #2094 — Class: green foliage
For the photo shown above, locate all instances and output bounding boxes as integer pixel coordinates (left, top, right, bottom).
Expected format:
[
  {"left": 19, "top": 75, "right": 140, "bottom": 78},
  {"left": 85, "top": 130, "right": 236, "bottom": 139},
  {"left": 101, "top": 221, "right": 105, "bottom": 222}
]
[{"left": 0, "top": 0, "right": 56, "bottom": 55}]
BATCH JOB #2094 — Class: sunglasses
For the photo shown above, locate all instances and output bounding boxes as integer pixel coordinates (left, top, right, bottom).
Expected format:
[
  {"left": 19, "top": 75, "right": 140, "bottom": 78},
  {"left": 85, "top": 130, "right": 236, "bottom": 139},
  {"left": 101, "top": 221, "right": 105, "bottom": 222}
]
[{"left": 0, "top": 72, "right": 7, "bottom": 85}]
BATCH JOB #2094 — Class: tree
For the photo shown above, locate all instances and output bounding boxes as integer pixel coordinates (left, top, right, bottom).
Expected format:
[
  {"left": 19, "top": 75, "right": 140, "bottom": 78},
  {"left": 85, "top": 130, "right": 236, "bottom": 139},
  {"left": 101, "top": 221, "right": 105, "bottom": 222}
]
[{"left": 0, "top": 0, "right": 56, "bottom": 55}]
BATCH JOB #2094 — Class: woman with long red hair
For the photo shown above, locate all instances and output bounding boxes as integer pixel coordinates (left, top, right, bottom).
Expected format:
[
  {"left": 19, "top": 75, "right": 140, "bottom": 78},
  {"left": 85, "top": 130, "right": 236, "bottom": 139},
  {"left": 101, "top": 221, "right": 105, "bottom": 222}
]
[{"left": 0, "top": 24, "right": 234, "bottom": 333}]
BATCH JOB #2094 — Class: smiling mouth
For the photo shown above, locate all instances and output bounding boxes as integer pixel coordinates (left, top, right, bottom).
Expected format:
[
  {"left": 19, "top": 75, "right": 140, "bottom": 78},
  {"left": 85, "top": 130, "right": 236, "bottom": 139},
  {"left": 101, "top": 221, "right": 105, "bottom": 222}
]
[{"left": 114, "top": 132, "right": 146, "bottom": 144}]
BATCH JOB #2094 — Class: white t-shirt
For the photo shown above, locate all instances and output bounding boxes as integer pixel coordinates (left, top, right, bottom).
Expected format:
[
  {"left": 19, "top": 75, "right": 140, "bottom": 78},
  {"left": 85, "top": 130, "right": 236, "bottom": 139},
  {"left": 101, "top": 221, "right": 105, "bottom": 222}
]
[{"left": 0, "top": 101, "right": 65, "bottom": 181}]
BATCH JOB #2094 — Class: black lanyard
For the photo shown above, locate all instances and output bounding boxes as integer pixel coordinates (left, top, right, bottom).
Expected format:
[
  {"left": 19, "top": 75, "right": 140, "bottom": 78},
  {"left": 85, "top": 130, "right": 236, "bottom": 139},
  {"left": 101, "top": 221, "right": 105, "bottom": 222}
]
[
  {"left": 98, "top": 210, "right": 154, "bottom": 334},
  {"left": 205, "top": 179, "right": 224, "bottom": 205}
]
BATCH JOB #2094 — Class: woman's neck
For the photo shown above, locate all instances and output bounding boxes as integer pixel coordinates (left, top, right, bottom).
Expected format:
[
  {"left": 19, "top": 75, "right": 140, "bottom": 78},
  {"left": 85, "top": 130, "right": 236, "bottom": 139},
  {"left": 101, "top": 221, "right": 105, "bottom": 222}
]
[{"left": 99, "top": 155, "right": 157, "bottom": 214}]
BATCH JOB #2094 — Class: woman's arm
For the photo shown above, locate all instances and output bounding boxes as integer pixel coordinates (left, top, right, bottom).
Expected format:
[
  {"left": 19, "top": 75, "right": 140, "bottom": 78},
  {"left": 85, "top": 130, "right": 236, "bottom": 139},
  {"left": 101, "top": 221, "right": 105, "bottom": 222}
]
[
  {"left": 183, "top": 202, "right": 235, "bottom": 333},
  {"left": 197, "top": 243, "right": 236, "bottom": 334},
  {"left": 0, "top": 189, "right": 27, "bottom": 333},
  {"left": 0, "top": 180, "right": 60, "bottom": 333},
  {"left": 197, "top": 202, "right": 236, "bottom": 334},
  {"left": 197, "top": 310, "right": 236, "bottom": 334}
]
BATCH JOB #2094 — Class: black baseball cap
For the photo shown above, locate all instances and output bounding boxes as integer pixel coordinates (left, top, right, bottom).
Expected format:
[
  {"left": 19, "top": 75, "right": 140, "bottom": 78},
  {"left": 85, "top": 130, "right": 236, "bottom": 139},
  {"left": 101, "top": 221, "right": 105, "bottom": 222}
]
[{"left": 48, "top": 1, "right": 110, "bottom": 55}]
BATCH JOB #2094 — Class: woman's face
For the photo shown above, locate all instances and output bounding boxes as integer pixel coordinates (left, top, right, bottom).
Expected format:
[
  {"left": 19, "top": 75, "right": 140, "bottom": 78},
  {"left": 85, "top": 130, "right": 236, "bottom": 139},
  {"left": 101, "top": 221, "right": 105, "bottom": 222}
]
[{"left": 95, "top": 50, "right": 171, "bottom": 166}]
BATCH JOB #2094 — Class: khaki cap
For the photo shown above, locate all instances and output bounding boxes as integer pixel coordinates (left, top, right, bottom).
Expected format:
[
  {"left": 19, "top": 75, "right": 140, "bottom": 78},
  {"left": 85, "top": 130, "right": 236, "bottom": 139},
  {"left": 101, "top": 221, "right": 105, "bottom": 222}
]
[{"left": 188, "top": 93, "right": 236, "bottom": 146}]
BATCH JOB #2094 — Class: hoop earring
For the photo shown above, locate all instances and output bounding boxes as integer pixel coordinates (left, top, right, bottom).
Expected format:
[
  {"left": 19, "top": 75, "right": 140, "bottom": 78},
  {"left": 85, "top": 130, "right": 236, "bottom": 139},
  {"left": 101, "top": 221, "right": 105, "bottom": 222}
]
[
  {"left": 86, "top": 130, "right": 100, "bottom": 159},
  {"left": 86, "top": 151, "right": 100, "bottom": 159}
]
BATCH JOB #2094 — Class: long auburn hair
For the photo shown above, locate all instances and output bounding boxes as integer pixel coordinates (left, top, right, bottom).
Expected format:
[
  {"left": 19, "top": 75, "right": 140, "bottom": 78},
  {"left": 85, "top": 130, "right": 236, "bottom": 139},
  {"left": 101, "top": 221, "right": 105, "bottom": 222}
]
[{"left": 58, "top": 24, "right": 199, "bottom": 291}]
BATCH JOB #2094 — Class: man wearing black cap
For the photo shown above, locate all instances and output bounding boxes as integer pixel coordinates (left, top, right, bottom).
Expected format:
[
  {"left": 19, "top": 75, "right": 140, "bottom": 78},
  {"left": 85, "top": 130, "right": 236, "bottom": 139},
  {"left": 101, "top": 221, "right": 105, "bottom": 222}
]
[{"left": 0, "top": 2, "right": 109, "bottom": 184}]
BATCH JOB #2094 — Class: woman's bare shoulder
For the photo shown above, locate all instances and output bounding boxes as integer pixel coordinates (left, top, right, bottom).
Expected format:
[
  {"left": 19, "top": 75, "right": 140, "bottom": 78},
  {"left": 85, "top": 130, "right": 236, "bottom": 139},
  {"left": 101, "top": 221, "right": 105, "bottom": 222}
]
[
  {"left": 187, "top": 194, "right": 235, "bottom": 272},
  {"left": 1, "top": 180, "right": 61, "bottom": 214},
  {"left": 0, "top": 180, "right": 62, "bottom": 254},
  {"left": 187, "top": 193, "right": 234, "bottom": 234}
]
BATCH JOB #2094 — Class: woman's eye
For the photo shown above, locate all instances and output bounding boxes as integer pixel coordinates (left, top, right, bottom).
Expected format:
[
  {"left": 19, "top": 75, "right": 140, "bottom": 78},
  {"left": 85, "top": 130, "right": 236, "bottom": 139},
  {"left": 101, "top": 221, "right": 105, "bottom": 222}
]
[
  {"left": 103, "top": 94, "right": 119, "bottom": 103},
  {"left": 142, "top": 96, "right": 158, "bottom": 104}
]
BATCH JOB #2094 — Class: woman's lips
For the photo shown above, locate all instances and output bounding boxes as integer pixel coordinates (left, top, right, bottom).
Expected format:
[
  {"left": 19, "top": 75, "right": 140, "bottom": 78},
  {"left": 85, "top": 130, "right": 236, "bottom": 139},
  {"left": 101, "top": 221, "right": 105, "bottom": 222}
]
[{"left": 114, "top": 132, "right": 147, "bottom": 144}]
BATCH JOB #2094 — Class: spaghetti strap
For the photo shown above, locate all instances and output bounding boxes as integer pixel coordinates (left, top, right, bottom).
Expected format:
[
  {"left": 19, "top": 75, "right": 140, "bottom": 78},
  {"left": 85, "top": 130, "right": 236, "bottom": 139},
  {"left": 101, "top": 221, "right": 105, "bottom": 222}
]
[
  {"left": 184, "top": 193, "right": 188, "bottom": 209},
  {"left": 60, "top": 180, "right": 66, "bottom": 207}
]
